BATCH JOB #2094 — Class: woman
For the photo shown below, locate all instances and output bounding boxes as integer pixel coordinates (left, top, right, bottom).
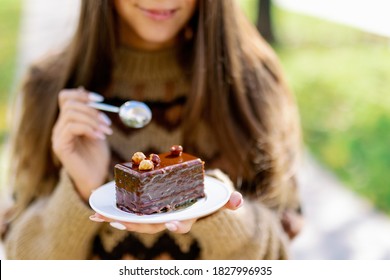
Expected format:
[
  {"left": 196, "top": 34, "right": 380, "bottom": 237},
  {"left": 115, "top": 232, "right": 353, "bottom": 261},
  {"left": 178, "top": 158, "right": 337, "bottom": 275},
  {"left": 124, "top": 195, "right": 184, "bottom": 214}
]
[{"left": 2, "top": 0, "right": 302, "bottom": 259}]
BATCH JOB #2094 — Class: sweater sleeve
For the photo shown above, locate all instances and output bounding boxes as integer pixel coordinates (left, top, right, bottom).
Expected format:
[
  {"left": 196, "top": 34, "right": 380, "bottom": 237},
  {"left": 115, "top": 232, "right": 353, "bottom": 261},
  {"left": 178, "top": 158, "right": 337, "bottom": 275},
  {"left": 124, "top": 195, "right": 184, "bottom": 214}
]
[
  {"left": 4, "top": 169, "right": 102, "bottom": 259},
  {"left": 190, "top": 169, "right": 290, "bottom": 260}
]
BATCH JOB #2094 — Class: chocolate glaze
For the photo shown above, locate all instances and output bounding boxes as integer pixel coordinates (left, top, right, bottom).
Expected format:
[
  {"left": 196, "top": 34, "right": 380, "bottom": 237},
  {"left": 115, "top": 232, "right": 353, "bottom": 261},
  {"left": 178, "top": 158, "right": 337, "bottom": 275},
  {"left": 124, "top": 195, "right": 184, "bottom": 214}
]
[
  {"left": 119, "top": 152, "right": 200, "bottom": 172},
  {"left": 114, "top": 152, "right": 205, "bottom": 215}
]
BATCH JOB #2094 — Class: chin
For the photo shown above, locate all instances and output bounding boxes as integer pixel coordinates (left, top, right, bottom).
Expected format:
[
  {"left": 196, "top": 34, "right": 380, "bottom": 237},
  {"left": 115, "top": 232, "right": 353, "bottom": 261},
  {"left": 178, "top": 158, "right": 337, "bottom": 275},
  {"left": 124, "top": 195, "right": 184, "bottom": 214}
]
[{"left": 141, "top": 33, "right": 178, "bottom": 48}]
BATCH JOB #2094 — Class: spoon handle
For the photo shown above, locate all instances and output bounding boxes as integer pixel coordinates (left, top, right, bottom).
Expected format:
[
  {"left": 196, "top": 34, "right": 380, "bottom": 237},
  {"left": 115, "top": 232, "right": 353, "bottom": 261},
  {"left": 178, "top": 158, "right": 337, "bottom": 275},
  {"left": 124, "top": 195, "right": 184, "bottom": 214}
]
[{"left": 89, "top": 102, "right": 120, "bottom": 113}]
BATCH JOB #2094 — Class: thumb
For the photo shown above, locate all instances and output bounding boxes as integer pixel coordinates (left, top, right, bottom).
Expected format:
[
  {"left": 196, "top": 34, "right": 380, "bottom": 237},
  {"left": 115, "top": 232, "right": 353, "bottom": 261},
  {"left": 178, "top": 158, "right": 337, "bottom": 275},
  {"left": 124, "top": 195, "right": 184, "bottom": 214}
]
[{"left": 224, "top": 191, "right": 244, "bottom": 210}]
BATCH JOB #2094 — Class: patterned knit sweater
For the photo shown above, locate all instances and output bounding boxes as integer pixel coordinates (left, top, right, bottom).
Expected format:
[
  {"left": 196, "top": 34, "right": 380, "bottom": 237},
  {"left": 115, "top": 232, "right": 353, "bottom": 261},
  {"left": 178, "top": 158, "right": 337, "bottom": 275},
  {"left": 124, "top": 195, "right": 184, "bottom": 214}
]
[{"left": 4, "top": 46, "right": 297, "bottom": 260}]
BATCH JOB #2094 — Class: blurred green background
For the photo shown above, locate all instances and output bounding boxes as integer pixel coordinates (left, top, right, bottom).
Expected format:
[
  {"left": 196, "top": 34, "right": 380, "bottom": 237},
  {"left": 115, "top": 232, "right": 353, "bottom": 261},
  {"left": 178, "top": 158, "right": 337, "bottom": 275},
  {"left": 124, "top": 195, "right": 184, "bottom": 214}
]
[
  {"left": 0, "top": 0, "right": 22, "bottom": 142},
  {"left": 1, "top": 0, "right": 390, "bottom": 214},
  {"left": 240, "top": 0, "right": 390, "bottom": 214}
]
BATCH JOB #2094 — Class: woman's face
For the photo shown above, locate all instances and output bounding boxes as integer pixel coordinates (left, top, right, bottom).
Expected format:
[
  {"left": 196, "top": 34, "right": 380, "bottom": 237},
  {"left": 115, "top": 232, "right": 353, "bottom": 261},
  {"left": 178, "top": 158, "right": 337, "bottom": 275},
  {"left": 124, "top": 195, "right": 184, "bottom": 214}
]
[{"left": 114, "top": 0, "right": 197, "bottom": 50}]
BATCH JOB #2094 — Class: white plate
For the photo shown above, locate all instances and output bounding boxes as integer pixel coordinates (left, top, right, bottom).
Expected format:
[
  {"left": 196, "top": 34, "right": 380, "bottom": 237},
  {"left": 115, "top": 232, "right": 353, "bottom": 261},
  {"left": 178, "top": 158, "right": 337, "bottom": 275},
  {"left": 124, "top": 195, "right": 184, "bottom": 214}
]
[{"left": 89, "top": 176, "right": 231, "bottom": 224}]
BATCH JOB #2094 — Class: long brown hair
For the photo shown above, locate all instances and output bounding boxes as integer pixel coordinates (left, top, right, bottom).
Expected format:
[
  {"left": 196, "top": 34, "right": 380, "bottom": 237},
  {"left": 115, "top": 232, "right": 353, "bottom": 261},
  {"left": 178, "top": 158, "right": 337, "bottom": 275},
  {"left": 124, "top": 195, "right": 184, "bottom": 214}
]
[
  {"left": 187, "top": 1, "right": 301, "bottom": 205},
  {"left": 6, "top": 0, "right": 301, "bottom": 217}
]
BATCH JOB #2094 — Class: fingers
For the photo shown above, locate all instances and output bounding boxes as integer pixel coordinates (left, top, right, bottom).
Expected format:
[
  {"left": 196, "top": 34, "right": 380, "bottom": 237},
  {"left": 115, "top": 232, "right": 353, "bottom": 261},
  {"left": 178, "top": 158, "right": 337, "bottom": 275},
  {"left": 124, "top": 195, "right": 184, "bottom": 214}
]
[
  {"left": 53, "top": 89, "right": 112, "bottom": 146},
  {"left": 90, "top": 213, "right": 166, "bottom": 234},
  {"left": 55, "top": 123, "right": 103, "bottom": 148},
  {"left": 56, "top": 101, "right": 112, "bottom": 138},
  {"left": 90, "top": 214, "right": 197, "bottom": 234},
  {"left": 165, "top": 219, "right": 196, "bottom": 234},
  {"left": 58, "top": 87, "right": 103, "bottom": 107},
  {"left": 224, "top": 191, "right": 244, "bottom": 210}
]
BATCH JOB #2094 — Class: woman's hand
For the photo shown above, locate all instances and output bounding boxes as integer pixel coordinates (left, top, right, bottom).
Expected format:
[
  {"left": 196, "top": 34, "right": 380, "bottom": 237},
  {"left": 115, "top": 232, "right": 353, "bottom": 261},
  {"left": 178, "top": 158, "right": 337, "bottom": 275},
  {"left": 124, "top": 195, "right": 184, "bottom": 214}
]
[
  {"left": 52, "top": 88, "right": 113, "bottom": 201},
  {"left": 89, "top": 191, "right": 244, "bottom": 234}
]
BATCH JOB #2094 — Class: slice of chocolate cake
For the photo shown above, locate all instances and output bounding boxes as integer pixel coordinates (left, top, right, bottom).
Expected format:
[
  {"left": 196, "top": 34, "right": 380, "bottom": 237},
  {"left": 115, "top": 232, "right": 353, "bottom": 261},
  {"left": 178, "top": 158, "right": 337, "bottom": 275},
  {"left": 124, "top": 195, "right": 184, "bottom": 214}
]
[{"left": 114, "top": 145, "right": 205, "bottom": 215}]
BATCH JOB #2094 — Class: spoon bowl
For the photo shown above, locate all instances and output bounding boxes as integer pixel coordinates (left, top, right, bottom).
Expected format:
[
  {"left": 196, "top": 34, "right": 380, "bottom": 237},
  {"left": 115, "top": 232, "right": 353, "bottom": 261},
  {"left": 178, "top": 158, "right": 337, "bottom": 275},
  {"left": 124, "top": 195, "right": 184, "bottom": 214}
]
[
  {"left": 118, "top": 101, "right": 152, "bottom": 128},
  {"left": 89, "top": 100, "right": 152, "bottom": 128}
]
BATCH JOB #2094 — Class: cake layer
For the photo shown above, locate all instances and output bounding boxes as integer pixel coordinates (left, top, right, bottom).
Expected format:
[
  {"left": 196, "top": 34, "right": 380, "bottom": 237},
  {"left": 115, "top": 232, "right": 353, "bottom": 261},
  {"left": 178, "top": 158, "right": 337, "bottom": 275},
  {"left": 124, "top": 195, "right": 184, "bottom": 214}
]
[{"left": 116, "top": 185, "right": 204, "bottom": 214}]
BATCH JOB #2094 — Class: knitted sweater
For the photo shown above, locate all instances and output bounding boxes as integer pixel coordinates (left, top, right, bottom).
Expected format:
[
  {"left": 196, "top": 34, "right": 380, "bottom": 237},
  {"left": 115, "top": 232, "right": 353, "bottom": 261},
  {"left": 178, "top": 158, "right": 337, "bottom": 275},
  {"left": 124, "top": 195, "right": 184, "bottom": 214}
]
[{"left": 4, "top": 46, "right": 297, "bottom": 260}]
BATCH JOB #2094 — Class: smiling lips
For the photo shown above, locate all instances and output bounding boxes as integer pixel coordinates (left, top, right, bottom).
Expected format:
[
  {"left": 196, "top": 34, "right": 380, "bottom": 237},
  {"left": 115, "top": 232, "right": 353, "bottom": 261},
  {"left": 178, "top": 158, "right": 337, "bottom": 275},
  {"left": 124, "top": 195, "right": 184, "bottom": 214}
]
[{"left": 139, "top": 7, "right": 178, "bottom": 21}]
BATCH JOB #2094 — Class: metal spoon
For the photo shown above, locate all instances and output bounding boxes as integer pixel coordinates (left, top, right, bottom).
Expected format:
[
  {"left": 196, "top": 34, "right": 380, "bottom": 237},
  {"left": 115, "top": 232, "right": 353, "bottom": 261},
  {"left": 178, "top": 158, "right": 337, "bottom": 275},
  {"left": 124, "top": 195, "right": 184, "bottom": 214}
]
[{"left": 89, "top": 100, "right": 152, "bottom": 128}]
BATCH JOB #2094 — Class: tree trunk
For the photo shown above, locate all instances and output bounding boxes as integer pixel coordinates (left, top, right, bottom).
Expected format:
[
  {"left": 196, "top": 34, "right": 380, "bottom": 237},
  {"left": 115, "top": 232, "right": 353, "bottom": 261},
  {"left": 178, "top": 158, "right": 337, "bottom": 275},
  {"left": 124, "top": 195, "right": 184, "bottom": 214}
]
[{"left": 256, "top": 0, "right": 275, "bottom": 43}]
